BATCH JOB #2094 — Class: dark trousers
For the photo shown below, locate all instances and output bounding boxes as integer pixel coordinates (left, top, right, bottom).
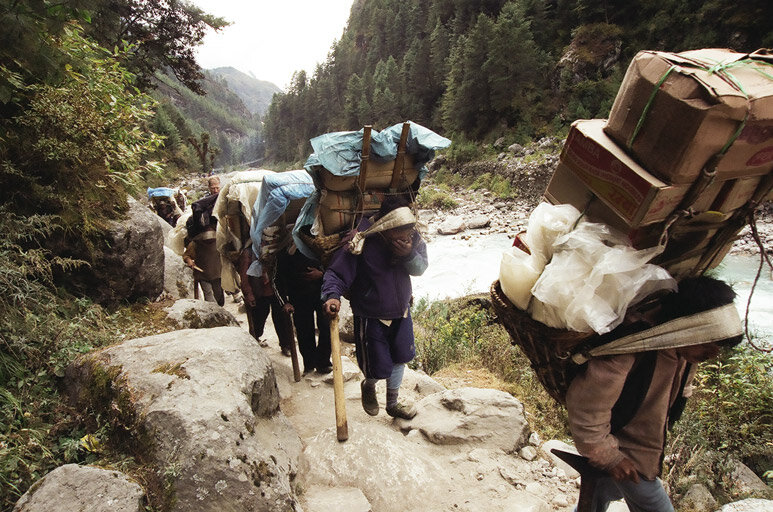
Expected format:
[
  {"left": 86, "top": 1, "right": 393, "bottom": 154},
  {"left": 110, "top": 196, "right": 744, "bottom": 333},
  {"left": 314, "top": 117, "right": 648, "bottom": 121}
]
[
  {"left": 291, "top": 295, "right": 331, "bottom": 372},
  {"left": 247, "top": 294, "right": 294, "bottom": 350}
]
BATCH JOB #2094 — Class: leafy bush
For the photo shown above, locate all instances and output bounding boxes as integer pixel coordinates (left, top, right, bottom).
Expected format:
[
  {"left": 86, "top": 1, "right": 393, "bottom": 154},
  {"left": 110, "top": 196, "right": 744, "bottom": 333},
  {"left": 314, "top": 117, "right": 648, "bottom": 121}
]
[
  {"left": 1, "top": 28, "right": 163, "bottom": 255},
  {"left": 416, "top": 183, "right": 458, "bottom": 210},
  {"left": 666, "top": 344, "right": 773, "bottom": 500},
  {"left": 443, "top": 137, "right": 486, "bottom": 166}
]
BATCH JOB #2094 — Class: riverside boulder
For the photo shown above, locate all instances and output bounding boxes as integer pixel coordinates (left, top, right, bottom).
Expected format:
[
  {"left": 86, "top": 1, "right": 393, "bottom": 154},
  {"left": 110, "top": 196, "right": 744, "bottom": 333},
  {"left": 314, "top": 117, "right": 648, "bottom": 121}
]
[{"left": 64, "top": 326, "right": 303, "bottom": 512}]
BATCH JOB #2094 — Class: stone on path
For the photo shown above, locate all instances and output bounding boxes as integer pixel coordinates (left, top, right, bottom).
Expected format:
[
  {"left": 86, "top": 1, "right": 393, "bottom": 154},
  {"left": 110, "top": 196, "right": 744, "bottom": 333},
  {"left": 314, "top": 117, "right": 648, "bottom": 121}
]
[
  {"left": 165, "top": 298, "right": 239, "bottom": 328},
  {"left": 395, "top": 387, "right": 530, "bottom": 452},
  {"left": 13, "top": 464, "right": 144, "bottom": 512},
  {"left": 438, "top": 215, "right": 466, "bottom": 235}
]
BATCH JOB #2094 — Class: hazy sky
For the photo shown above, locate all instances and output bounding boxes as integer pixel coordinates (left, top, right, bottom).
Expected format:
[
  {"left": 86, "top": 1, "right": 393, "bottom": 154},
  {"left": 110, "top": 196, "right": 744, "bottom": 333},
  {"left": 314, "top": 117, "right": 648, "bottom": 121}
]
[{"left": 191, "top": 0, "right": 355, "bottom": 90}]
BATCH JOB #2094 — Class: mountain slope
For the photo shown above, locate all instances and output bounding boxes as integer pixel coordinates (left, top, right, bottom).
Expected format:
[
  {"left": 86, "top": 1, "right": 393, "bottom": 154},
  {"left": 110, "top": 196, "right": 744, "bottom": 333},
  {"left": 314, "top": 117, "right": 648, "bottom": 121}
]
[{"left": 208, "top": 67, "right": 282, "bottom": 116}]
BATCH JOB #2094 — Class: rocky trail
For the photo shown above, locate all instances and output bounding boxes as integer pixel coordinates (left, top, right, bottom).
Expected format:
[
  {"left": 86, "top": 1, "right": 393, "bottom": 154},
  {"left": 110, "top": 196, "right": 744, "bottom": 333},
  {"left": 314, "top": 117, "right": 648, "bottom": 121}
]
[{"left": 221, "top": 298, "right": 589, "bottom": 512}]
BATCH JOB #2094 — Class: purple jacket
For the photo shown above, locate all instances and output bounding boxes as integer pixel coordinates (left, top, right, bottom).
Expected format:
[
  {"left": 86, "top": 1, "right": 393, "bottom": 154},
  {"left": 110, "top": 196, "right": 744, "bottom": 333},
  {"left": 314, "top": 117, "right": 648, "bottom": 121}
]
[{"left": 321, "top": 219, "right": 428, "bottom": 319}]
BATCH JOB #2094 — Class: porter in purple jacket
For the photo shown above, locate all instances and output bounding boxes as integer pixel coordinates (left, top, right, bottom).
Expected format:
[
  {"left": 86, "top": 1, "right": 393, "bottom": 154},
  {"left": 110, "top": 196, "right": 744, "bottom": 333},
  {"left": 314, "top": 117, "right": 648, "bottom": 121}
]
[{"left": 322, "top": 202, "right": 428, "bottom": 420}]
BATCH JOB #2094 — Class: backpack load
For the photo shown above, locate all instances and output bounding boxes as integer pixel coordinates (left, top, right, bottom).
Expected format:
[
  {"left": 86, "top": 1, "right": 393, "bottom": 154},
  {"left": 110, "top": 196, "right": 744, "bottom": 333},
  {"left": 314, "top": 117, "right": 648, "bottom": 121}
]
[{"left": 295, "top": 121, "right": 451, "bottom": 265}]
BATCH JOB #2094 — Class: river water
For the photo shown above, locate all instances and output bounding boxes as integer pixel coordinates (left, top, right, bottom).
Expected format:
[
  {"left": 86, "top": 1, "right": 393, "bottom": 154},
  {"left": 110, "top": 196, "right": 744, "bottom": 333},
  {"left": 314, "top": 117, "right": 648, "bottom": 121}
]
[{"left": 413, "top": 233, "right": 773, "bottom": 343}]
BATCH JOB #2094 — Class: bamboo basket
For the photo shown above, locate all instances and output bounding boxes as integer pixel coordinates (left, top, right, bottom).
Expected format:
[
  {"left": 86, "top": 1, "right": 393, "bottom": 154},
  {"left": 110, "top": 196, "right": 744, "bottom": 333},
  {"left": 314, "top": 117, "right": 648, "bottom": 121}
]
[{"left": 490, "top": 280, "right": 595, "bottom": 404}]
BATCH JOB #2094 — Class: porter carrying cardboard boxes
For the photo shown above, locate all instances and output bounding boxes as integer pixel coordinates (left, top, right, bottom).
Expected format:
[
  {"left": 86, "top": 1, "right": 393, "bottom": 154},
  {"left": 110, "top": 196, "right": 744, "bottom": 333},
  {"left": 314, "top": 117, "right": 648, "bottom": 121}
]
[
  {"left": 548, "top": 119, "right": 770, "bottom": 278},
  {"left": 604, "top": 48, "right": 773, "bottom": 184}
]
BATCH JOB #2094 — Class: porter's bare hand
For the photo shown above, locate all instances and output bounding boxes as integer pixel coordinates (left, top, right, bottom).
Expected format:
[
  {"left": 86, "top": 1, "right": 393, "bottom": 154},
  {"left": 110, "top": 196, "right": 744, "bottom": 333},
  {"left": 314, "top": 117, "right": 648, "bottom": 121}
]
[
  {"left": 324, "top": 298, "right": 340, "bottom": 318},
  {"left": 610, "top": 458, "right": 640, "bottom": 483}
]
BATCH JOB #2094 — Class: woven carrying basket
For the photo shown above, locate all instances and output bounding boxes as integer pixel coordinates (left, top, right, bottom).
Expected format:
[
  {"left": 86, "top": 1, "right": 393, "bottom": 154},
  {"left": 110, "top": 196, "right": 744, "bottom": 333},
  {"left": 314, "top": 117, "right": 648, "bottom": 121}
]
[
  {"left": 490, "top": 280, "right": 595, "bottom": 404},
  {"left": 298, "top": 230, "right": 345, "bottom": 266}
]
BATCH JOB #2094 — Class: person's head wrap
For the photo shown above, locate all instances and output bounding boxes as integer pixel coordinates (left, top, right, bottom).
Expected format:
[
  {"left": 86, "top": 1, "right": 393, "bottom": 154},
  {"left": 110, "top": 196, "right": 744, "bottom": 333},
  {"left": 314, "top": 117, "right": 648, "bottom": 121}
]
[{"left": 348, "top": 207, "right": 416, "bottom": 255}]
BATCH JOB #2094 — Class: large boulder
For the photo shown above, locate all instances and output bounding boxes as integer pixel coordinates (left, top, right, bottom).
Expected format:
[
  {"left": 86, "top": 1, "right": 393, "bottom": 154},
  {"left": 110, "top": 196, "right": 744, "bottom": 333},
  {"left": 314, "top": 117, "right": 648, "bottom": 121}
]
[
  {"left": 163, "top": 246, "right": 195, "bottom": 299},
  {"left": 64, "top": 196, "right": 164, "bottom": 304},
  {"left": 13, "top": 464, "right": 144, "bottom": 512},
  {"left": 395, "top": 387, "right": 530, "bottom": 453},
  {"left": 65, "top": 326, "right": 303, "bottom": 512}
]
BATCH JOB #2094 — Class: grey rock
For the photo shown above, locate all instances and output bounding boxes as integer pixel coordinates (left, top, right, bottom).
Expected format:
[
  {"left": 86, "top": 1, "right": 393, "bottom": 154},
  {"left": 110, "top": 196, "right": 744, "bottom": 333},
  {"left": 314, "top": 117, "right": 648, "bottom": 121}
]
[
  {"left": 65, "top": 327, "right": 303, "bottom": 512},
  {"left": 520, "top": 446, "right": 538, "bottom": 461},
  {"left": 508, "top": 143, "right": 525, "bottom": 155},
  {"left": 301, "top": 423, "right": 446, "bottom": 512},
  {"left": 437, "top": 216, "right": 466, "bottom": 235},
  {"left": 66, "top": 196, "right": 164, "bottom": 304},
  {"left": 13, "top": 464, "right": 143, "bottom": 512},
  {"left": 466, "top": 214, "right": 491, "bottom": 230},
  {"left": 729, "top": 460, "right": 770, "bottom": 496},
  {"left": 718, "top": 499, "right": 773, "bottom": 512},
  {"left": 396, "top": 387, "right": 529, "bottom": 452},
  {"left": 679, "top": 483, "right": 717, "bottom": 512},
  {"left": 165, "top": 298, "right": 239, "bottom": 328},
  {"left": 163, "top": 246, "right": 194, "bottom": 299},
  {"left": 303, "top": 485, "right": 372, "bottom": 512}
]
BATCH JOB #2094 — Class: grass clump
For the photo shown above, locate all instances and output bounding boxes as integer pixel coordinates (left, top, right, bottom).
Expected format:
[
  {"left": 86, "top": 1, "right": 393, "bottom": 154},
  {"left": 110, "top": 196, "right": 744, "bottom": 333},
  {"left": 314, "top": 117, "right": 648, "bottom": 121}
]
[
  {"left": 416, "top": 183, "right": 458, "bottom": 210},
  {"left": 470, "top": 172, "right": 515, "bottom": 198}
]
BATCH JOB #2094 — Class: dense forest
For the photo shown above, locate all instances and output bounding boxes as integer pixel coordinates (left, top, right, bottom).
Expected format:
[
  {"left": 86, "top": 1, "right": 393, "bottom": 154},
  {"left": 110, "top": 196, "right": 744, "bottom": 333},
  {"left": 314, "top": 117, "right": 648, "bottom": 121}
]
[{"left": 263, "top": 0, "right": 773, "bottom": 162}]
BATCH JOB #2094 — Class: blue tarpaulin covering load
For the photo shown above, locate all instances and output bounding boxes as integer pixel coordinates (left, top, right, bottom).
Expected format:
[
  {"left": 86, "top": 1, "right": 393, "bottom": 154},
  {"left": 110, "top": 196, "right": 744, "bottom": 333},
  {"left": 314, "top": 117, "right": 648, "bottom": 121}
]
[
  {"left": 295, "top": 121, "right": 451, "bottom": 262},
  {"left": 147, "top": 187, "right": 177, "bottom": 198},
  {"left": 303, "top": 121, "right": 451, "bottom": 181},
  {"left": 247, "top": 169, "right": 316, "bottom": 277}
]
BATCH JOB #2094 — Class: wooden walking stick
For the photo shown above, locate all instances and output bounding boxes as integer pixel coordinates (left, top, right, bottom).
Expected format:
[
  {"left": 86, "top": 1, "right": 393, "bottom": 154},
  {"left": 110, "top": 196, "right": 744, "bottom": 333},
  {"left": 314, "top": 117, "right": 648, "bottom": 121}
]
[
  {"left": 329, "top": 311, "right": 349, "bottom": 441},
  {"left": 288, "top": 313, "right": 301, "bottom": 382}
]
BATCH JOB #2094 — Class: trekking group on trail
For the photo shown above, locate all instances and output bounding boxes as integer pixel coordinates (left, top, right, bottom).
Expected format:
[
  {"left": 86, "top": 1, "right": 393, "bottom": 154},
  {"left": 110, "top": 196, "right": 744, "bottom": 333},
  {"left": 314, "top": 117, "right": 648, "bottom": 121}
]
[{"left": 147, "top": 104, "right": 755, "bottom": 510}]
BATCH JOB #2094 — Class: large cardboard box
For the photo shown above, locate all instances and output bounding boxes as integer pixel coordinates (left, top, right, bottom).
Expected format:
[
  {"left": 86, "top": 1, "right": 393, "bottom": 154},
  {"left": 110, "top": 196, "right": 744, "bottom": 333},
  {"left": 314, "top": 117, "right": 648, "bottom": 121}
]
[
  {"left": 605, "top": 48, "right": 773, "bottom": 184},
  {"left": 560, "top": 120, "right": 692, "bottom": 227}
]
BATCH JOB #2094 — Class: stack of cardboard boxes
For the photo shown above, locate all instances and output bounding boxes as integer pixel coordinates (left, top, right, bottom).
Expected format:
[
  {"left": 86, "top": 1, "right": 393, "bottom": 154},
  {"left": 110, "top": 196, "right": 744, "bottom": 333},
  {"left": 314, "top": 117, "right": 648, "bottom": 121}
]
[{"left": 545, "top": 48, "right": 773, "bottom": 278}]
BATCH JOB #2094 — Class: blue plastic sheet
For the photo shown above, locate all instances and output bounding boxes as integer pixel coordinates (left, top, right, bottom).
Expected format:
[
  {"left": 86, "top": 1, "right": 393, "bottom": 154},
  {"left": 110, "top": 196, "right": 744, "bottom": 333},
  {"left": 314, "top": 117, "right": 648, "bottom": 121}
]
[
  {"left": 247, "top": 169, "right": 316, "bottom": 277},
  {"left": 147, "top": 187, "right": 176, "bottom": 198},
  {"left": 303, "top": 121, "right": 451, "bottom": 181}
]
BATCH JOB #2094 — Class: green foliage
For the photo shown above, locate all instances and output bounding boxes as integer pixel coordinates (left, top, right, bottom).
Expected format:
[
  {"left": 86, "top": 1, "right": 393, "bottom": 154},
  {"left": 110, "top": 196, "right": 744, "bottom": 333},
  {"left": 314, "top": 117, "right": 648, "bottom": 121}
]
[
  {"left": 85, "top": 0, "right": 228, "bottom": 93},
  {"left": 411, "top": 299, "right": 488, "bottom": 374},
  {"left": 0, "top": 208, "right": 178, "bottom": 508},
  {"left": 670, "top": 346, "right": 773, "bottom": 458},
  {"left": 411, "top": 298, "right": 570, "bottom": 439},
  {"left": 416, "top": 183, "right": 458, "bottom": 210},
  {"left": 1, "top": 28, "right": 163, "bottom": 252},
  {"left": 470, "top": 172, "right": 514, "bottom": 198},
  {"left": 261, "top": 0, "right": 771, "bottom": 163},
  {"left": 665, "top": 344, "right": 773, "bottom": 502},
  {"left": 443, "top": 137, "right": 485, "bottom": 166}
]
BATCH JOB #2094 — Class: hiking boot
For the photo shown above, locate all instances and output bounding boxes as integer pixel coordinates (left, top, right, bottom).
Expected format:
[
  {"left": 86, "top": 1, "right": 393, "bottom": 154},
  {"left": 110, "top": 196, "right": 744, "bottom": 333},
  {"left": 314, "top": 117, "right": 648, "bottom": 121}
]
[
  {"left": 386, "top": 402, "right": 417, "bottom": 420},
  {"left": 316, "top": 365, "right": 333, "bottom": 375},
  {"left": 360, "top": 380, "right": 379, "bottom": 416}
]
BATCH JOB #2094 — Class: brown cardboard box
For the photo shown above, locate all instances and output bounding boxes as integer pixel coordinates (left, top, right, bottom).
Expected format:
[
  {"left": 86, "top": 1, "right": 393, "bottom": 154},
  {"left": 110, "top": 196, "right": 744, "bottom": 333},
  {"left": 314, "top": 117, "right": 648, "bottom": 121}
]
[
  {"left": 546, "top": 155, "right": 744, "bottom": 259},
  {"left": 316, "top": 154, "right": 418, "bottom": 191},
  {"left": 544, "top": 161, "right": 661, "bottom": 248},
  {"left": 605, "top": 48, "right": 773, "bottom": 184},
  {"left": 560, "top": 120, "right": 692, "bottom": 227}
]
